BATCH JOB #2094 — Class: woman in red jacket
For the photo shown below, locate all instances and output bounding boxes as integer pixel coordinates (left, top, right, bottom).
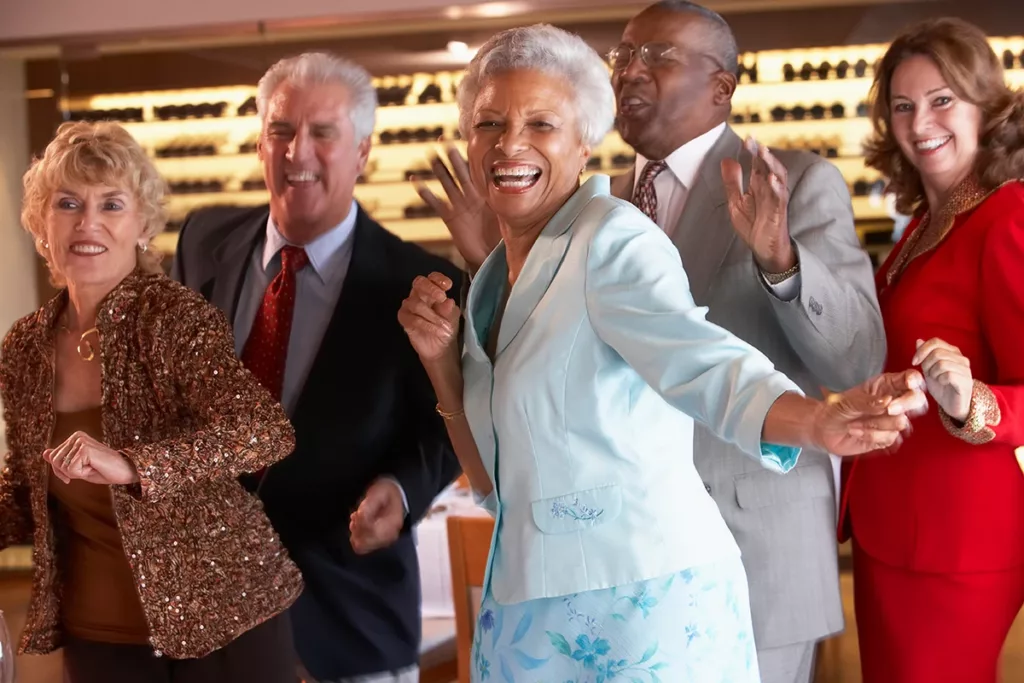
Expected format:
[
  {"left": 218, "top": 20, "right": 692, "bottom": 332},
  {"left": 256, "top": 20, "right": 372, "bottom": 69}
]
[{"left": 839, "top": 17, "right": 1024, "bottom": 682}]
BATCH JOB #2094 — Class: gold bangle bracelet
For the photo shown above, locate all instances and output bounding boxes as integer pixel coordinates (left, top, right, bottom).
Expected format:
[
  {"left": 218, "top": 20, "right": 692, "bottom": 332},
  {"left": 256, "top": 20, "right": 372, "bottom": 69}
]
[{"left": 436, "top": 403, "right": 466, "bottom": 420}]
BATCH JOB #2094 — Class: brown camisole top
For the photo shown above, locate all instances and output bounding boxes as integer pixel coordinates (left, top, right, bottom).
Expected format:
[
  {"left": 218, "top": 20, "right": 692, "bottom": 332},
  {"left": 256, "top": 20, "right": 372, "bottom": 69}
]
[{"left": 47, "top": 407, "right": 150, "bottom": 645}]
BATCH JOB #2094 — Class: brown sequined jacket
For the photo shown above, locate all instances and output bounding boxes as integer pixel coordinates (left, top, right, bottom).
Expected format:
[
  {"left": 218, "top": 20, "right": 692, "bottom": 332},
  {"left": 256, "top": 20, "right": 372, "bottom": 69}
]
[{"left": 0, "top": 270, "right": 304, "bottom": 659}]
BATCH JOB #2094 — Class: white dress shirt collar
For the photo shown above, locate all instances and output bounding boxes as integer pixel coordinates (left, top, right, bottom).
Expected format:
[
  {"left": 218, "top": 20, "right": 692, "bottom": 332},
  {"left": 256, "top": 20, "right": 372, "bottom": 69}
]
[
  {"left": 262, "top": 199, "right": 359, "bottom": 284},
  {"left": 633, "top": 121, "right": 727, "bottom": 194}
]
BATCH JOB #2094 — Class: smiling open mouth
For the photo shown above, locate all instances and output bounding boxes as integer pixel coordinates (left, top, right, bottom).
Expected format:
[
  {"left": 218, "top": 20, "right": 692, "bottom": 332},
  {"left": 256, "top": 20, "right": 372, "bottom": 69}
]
[
  {"left": 915, "top": 136, "right": 951, "bottom": 153},
  {"left": 70, "top": 244, "right": 107, "bottom": 256},
  {"left": 491, "top": 164, "right": 542, "bottom": 191},
  {"left": 286, "top": 170, "right": 320, "bottom": 185}
]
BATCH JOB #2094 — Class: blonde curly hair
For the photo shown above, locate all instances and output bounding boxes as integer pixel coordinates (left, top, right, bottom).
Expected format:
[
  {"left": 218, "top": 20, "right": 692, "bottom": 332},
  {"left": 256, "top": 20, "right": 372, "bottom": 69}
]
[{"left": 21, "top": 121, "right": 167, "bottom": 286}]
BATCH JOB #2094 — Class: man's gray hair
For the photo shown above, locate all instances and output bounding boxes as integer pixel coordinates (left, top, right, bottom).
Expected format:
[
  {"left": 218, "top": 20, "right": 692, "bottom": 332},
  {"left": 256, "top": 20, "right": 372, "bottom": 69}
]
[
  {"left": 457, "top": 24, "right": 615, "bottom": 148},
  {"left": 257, "top": 52, "right": 378, "bottom": 142},
  {"left": 654, "top": 0, "right": 739, "bottom": 75}
]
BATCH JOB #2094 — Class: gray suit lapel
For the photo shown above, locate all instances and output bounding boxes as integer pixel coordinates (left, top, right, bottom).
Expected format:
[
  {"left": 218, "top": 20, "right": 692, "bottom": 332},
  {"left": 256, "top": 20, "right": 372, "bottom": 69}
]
[{"left": 671, "top": 127, "right": 744, "bottom": 304}]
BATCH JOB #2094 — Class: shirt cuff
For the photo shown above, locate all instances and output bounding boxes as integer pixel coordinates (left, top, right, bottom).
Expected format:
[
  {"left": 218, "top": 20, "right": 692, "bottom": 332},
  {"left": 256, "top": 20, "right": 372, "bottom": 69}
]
[
  {"left": 761, "top": 270, "right": 802, "bottom": 301},
  {"left": 380, "top": 476, "right": 410, "bottom": 516},
  {"left": 759, "top": 443, "right": 801, "bottom": 474}
]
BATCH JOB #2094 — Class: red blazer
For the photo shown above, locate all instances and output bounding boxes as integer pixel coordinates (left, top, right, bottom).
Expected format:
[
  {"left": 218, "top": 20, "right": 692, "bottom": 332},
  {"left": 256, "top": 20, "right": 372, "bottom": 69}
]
[{"left": 839, "top": 179, "right": 1024, "bottom": 573}]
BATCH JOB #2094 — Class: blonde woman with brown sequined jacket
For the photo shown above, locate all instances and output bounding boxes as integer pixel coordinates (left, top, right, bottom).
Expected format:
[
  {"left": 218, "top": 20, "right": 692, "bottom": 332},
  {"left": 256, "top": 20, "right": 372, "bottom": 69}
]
[{"left": 0, "top": 121, "right": 303, "bottom": 683}]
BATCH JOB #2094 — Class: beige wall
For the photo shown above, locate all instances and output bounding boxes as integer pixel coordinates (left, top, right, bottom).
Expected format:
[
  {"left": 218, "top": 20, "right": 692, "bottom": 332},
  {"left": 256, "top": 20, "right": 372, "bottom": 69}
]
[{"left": 0, "top": 58, "right": 40, "bottom": 452}]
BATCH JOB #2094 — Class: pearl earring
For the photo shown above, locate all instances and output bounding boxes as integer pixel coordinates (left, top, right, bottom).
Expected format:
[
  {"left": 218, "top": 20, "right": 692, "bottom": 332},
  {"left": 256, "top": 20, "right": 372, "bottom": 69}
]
[
  {"left": 39, "top": 238, "right": 49, "bottom": 250},
  {"left": 138, "top": 242, "right": 148, "bottom": 253}
]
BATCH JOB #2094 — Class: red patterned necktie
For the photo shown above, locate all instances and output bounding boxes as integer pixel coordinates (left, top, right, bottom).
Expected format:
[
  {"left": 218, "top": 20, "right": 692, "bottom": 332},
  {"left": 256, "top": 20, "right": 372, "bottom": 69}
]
[
  {"left": 632, "top": 160, "right": 668, "bottom": 223},
  {"left": 242, "top": 244, "right": 308, "bottom": 403},
  {"left": 240, "top": 245, "right": 307, "bottom": 488}
]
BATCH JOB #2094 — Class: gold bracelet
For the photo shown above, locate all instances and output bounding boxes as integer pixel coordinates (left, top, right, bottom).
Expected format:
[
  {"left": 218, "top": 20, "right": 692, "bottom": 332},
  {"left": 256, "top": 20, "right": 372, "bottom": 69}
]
[
  {"left": 762, "top": 260, "right": 800, "bottom": 285},
  {"left": 436, "top": 403, "right": 466, "bottom": 420}
]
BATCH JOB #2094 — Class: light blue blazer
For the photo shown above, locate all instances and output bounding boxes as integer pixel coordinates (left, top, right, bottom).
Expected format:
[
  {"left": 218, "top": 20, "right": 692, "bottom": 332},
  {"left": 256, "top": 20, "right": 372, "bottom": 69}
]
[{"left": 463, "top": 175, "right": 803, "bottom": 605}]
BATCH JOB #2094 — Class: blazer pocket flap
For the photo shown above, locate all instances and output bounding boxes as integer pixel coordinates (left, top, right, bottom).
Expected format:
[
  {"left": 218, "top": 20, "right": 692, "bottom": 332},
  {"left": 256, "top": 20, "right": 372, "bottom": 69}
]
[
  {"left": 531, "top": 485, "right": 622, "bottom": 534},
  {"left": 735, "top": 465, "right": 833, "bottom": 510}
]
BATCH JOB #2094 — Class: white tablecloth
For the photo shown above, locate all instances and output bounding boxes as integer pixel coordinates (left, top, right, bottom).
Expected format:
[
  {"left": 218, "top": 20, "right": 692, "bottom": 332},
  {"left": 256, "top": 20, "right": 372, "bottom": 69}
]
[{"left": 416, "top": 487, "right": 490, "bottom": 618}]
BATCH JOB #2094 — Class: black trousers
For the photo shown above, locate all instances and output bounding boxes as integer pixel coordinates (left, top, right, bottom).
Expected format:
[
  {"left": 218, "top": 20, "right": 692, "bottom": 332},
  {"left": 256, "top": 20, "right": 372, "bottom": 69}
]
[{"left": 63, "top": 612, "right": 298, "bottom": 683}]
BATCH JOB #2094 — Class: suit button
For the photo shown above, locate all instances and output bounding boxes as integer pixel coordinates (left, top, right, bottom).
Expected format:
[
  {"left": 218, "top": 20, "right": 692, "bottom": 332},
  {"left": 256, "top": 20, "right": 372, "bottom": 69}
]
[{"left": 704, "top": 482, "right": 712, "bottom": 494}]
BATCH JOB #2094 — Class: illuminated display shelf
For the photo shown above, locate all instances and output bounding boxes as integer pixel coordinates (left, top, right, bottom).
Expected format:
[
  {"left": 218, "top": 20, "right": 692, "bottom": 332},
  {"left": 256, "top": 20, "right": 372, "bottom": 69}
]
[{"left": 62, "top": 37, "right": 1024, "bottom": 255}]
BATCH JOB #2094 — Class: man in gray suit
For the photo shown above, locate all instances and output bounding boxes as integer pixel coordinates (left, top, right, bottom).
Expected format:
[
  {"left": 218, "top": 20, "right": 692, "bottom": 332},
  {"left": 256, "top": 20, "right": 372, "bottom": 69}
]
[{"left": 608, "top": 2, "right": 885, "bottom": 682}]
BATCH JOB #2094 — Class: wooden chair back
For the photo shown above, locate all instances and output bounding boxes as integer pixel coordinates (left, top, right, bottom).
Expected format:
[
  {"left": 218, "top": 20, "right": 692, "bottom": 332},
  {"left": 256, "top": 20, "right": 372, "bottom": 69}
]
[{"left": 446, "top": 514, "right": 495, "bottom": 683}]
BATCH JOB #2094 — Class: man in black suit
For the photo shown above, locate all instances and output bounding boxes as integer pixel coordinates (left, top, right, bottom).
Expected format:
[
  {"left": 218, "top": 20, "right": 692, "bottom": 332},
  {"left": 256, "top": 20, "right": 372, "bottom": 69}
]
[{"left": 171, "top": 52, "right": 461, "bottom": 683}]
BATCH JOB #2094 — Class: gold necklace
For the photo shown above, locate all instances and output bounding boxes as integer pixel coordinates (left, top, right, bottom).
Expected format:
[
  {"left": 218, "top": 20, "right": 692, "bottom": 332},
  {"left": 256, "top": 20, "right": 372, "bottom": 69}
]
[{"left": 58, "top": 317, "right": 100, "bottom": 362}]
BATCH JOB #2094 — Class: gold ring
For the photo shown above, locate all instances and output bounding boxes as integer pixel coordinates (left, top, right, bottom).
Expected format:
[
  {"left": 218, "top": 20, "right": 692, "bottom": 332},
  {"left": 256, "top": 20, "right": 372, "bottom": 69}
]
[{"left": 826, "top": 393, "right": 842, "bottom": 405}]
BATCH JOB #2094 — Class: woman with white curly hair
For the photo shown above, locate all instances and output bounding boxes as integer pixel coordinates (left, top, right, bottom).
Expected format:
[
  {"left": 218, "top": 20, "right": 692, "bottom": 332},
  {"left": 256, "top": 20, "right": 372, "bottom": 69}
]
[{"left": 402, "top": 24, "right": 924, "bottom": 682}]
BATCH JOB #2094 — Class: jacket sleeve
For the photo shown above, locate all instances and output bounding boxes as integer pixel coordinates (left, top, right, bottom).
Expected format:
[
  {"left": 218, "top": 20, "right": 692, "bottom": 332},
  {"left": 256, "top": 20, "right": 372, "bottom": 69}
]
[
  {"left": 761, "top": 159, "right": 887, "bottom": 390},
  {"left": 940, "top": 199, "right": 1024, "bottom": 446},
  {"left": 120, "top": 291, "right": 295, "bottom": 503},
  {"left": 384, "top": 267, "right": 465, "bottom": 524},
  {"left": 586, "top": 205, "right": 803, "bottom": 472},
  {"left": 0, "top": 328, "right": 36, "bottom": 549}
]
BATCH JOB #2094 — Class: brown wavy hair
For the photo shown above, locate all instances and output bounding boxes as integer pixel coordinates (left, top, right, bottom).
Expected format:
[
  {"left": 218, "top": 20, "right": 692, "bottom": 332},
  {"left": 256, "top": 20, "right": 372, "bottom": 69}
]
[
  {"left": 864, "top": 17, "right": 1024, "bottom": 215},
  {"left": 22, "top": 121, "right": 167, "bottom": 286}
]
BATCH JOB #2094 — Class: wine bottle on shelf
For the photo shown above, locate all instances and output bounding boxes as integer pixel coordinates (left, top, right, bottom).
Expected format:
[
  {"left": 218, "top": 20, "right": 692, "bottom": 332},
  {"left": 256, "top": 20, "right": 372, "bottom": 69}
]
[
  {"left": 237, "top": 96, "right": 258, "bottom": 117},
  {"left": 418, "top": 83, "right": 443, "bottom": 104},
  {"left": 836, "top": 60, "right": 850, "bottom": 79}
]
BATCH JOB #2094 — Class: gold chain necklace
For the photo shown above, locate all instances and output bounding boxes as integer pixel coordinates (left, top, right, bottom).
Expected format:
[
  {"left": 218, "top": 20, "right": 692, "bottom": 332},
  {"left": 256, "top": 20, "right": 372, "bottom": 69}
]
[{"left": 58, "top": 317, "right": 100, "bottom": 362}]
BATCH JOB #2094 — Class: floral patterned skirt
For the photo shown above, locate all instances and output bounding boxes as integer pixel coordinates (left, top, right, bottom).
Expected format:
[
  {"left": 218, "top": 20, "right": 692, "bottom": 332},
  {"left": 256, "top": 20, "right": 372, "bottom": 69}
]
[{"left": 472, "top": 554, "right": 759, "bottom": 683}]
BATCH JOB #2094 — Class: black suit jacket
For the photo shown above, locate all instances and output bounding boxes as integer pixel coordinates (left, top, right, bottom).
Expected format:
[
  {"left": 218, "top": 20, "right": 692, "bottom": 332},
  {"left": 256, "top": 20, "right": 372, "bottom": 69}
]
[{"left": 171, "top": 203, "right": 462, "bottom": 679}]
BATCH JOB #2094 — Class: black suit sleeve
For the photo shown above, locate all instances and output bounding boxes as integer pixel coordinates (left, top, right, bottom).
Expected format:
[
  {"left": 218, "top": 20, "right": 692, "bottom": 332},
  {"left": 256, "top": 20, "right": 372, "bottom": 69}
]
[
  {"left": 386, "top": 266, "right": 464, "bottom": 524},
  {"left": 169, "top": 211, "right": 197, "bottom": 286}
]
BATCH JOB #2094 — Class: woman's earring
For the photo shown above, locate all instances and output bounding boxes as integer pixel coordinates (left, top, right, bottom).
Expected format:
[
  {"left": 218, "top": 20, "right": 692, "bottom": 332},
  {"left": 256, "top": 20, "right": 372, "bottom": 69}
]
[
  {"left": 138, "top": 241, "right": 148, "bottom": 253},
  {"left": 39, "top": 238, "right": 49, "bottom": 250}
]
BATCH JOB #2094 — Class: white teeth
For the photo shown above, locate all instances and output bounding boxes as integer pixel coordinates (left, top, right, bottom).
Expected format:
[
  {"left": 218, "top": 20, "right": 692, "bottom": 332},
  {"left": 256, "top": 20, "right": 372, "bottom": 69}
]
[
  {"left": 70, "top": 244, "right": 106, "bottom": 255},
  {"left": 491, "top": 166, "right": 541, "bottom": 178},
  {"left": 494, "top": 178, "right": 537, "bottom": 189},
  {"left": 287, "top": 171, "right": 318, "bottom": 182},
  {"left": 915, "top": 137, "right": 950, "bottom": 151}
]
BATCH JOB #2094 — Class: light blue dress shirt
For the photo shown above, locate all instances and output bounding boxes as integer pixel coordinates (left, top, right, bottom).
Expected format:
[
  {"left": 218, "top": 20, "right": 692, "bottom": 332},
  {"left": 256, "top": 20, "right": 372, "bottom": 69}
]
[{"left": 233, "top": 201, "right": 358, "bottom": 416}]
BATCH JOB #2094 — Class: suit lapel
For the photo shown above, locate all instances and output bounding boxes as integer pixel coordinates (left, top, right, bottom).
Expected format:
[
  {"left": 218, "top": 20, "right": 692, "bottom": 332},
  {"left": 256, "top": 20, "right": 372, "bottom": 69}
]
[
  {"left": 671, "top": 127, "right": 743, "bottom": 303},
  {"left": 495, "top": 176, "right": 608, "bottom": 355},
  {"left": 208, "top": 208, "right": 267, "bottom": 322},
  {"left": 291, "top": 207, "right": 383, "bottom": 420}
]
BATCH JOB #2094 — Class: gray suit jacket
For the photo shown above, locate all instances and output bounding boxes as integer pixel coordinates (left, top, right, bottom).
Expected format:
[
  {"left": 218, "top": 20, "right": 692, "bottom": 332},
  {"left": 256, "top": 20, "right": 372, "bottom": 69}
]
[{"left": 611, "top": 126, "right": 885, "bottom": 649}]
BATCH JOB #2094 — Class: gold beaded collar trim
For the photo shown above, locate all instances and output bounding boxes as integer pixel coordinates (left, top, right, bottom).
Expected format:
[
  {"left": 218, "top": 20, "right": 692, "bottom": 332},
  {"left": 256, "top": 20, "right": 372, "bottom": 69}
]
[{"left": 885, "top": 176, "right": 993, "bottom": 286}]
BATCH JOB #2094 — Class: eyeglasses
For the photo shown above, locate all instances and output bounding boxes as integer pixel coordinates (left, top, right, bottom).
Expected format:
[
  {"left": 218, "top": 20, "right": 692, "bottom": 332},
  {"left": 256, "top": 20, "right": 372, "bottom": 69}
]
[{"left": 607, "top": 42, "right": 725, "bottom": 73}]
